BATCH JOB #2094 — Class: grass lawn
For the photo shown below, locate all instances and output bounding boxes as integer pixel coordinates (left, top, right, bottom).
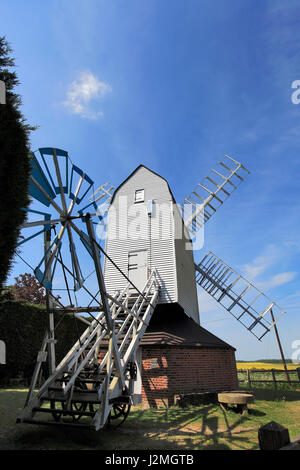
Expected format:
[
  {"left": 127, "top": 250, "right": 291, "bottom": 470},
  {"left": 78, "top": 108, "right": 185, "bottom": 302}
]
[{"left": 0, "top": 386, "right": 300, "bottom": 450}]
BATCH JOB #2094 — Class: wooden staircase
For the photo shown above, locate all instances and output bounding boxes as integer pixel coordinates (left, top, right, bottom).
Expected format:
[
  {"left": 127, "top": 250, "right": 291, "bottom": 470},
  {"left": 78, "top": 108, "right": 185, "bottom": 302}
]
[{"left": 17, "top": 271, "right": 159, "bottom": 430}]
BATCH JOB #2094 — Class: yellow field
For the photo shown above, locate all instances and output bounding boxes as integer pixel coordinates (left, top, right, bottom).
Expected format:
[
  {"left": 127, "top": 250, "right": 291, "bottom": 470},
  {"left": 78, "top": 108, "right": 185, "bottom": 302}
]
[{"left": 236, "top": 362, "right": 299, "bottom": 370}]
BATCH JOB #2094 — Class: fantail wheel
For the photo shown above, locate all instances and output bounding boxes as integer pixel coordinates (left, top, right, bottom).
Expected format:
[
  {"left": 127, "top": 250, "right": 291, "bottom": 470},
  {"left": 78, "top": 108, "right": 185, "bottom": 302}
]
[
  {"left": 16, "top": 148, "right": 115, "bottom": 376},
  {"left": 17, "top": 147, "right": 114, "bottom": 309}
]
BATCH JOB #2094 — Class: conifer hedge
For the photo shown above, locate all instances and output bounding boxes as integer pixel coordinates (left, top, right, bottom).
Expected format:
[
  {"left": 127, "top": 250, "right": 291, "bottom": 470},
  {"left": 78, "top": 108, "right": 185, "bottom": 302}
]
[
  {"left": 0, "top": 36, "right": 35, "bottom": 288},
  {"left": 0, "top": 300, "right": 86, "bottom": 385}
]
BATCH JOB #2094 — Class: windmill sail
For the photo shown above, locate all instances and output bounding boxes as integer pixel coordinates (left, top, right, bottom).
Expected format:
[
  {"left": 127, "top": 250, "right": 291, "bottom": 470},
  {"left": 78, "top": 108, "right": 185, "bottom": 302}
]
[
  {"left": 182, "top": 155, "right": 250, "bottom": 238},
  {"left": 195, "top": 251, "right": 286, "bottom": 340}
]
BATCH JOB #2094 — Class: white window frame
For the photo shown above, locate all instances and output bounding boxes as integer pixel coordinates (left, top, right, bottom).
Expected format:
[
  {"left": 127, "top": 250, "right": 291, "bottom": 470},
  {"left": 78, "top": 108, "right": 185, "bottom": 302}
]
[{"left": 135, "top": 189, "right": 144, "bottom": 203}]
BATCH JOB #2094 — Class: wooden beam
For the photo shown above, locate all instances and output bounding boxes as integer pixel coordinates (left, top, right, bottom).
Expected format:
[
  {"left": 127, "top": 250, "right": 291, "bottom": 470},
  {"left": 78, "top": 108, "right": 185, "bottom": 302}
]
[{"left": 270, "top": 308, "right": 291, "bottom": 385}]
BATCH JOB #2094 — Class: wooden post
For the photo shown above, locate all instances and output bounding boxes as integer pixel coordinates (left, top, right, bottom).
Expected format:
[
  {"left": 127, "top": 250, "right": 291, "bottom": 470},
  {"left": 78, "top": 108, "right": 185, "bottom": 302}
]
[
  {"left": 44, "top": 228, "right": 56, "bottom": 374},
  {"left": 270, "top": 308, "right": 291, "bottom": 385},
  {"left": 247, "top": 369, "right": 252, "bottom": 388},
  {"left": 271, "top": 369, "right": 277, "bottom": 390},
  {"left": 258, "top": 421, "right": 290, "bottom": 450},
  {"left": 24, "top": 331, "right": 48, "bottom": 406}
]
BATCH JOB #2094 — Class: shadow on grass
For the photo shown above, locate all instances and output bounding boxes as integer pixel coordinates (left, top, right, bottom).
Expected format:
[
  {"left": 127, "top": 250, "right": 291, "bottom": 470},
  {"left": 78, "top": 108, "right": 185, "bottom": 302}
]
[
  {"left": 247, "top": 409, "right": 266, "bottom": 417},
  {"left": 0, "top": 387, "right": 268, "bottom": 450},
  {"left": 12, "top": 420, "right": 235, "bottom": 451},
  {"left": 15, "top": 426, "right": 101, "bottom": 449},
  {"left": 125, "top": 403, "right": 258, "bottom": 450},
  {"left": 241, "top": 386, "right": 300, "bottom": 402}
]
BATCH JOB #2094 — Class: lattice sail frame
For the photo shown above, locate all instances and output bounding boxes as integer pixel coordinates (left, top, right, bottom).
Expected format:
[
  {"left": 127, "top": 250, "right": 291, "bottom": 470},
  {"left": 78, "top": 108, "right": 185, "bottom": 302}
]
[
  {"left": 181, "top": 155, "right": 250, "bottom": 238},
  {"left": 195, "top": 251, "right": 286, "bottom": 340}
]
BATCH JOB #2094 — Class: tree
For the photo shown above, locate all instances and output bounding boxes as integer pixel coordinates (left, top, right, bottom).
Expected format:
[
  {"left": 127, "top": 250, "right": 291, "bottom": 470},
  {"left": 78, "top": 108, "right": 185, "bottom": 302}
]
[
  {"left": 0, "top": 36, "right": 36, "bottom": 289},
  {"left": 12, "top": 273, "right": 46, "bottom": 305}
]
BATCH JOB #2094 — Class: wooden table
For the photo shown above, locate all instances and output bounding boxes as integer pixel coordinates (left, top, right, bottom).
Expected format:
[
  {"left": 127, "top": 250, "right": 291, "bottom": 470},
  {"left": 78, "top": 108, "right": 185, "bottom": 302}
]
[{"left": 217, "top": 392, "right": 254, "bottom": 415}]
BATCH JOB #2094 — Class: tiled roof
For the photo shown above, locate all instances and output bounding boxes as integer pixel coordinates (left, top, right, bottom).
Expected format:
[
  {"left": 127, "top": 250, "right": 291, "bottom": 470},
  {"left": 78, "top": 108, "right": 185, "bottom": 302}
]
[{"left": 140, "top": 304, "right": 235, "bottom": 350}]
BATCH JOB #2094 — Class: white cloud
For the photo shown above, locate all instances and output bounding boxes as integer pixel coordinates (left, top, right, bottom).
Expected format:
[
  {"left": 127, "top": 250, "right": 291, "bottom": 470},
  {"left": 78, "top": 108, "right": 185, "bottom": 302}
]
[
  {"left": 256, "top": 272, "right": 297, "bottom": 291},
  {"left": 63, "top": 71, "right": 111, "bottom": 119},
  {"left": 241, "top": 245, "right": 278, "bottom": 280},
  {"left": 239, "top": 244, "right": 297, "bottom": 292}
]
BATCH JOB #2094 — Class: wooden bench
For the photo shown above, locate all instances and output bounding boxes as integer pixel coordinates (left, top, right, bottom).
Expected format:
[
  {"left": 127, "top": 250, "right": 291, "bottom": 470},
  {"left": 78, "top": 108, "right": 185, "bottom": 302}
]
[{"left": 217, "top": 392, "right": 254, "bottom": 415}]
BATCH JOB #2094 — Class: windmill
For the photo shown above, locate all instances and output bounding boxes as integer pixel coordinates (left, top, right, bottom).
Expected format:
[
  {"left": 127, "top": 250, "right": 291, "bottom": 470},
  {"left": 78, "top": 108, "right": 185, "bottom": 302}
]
[{"left": 16, "top": 148, "right": 287, "bottom": 430}]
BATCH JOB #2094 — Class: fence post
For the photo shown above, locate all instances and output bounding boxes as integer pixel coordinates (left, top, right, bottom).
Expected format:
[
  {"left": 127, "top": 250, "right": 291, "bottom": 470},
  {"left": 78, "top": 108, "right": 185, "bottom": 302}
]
[
  {"left": 247, "top": 369, "right": 252, "bottom": 388},
  {"left": 297, "top": 368, "right": 300, "bottom": 383},
  {"left": 271, "top": 369, "right": 277, "bottom": 390}
]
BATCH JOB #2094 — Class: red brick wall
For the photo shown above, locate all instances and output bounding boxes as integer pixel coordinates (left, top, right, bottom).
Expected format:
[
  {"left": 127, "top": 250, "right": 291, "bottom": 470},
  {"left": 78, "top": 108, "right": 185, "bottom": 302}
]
[{"left": 141, "top": 346, "right": 238, "bottom": 408}]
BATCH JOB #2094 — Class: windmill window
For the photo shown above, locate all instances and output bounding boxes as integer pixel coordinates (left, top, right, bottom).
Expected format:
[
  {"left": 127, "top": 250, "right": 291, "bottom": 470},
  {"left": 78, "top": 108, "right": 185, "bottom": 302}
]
[{"left": 135, "top": 189, "right": 144, "bottom": 203}]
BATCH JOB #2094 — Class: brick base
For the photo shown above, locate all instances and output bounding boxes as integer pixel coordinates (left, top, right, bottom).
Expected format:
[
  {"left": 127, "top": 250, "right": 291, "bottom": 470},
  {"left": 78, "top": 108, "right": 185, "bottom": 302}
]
[{"left": 141, "top": 346, "right": 238, "bottom": 408}]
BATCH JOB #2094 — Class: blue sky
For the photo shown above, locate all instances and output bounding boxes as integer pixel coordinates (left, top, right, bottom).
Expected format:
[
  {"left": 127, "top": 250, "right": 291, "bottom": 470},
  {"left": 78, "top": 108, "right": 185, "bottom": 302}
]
[{"left": 2, "top": 0, "right": 300, "bottom": 360}]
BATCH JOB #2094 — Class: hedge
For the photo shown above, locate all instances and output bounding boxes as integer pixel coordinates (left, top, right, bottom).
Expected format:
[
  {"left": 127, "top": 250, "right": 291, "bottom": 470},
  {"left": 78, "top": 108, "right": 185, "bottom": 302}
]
[
  {"left": 0, "top": 37, "right": 32, "bottom": 288},
  {"left": 0, "top": 300, "right": 87, "bottom": 385}
]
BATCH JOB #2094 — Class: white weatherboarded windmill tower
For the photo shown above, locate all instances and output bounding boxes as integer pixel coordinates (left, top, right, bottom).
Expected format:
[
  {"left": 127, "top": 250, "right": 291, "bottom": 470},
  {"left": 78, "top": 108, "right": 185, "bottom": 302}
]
[
  {"left": 17, "top": 148, "right": 287, "bottom": 428},
  {"left": 103, "top": 165, "right": 199, "bottom": 324}
]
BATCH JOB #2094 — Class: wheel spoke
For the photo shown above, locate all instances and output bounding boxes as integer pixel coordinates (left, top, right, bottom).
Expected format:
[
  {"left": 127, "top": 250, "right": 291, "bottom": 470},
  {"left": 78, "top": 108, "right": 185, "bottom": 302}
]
[{"left": 107, "top": 402, "right": 131, "bottom": 428}]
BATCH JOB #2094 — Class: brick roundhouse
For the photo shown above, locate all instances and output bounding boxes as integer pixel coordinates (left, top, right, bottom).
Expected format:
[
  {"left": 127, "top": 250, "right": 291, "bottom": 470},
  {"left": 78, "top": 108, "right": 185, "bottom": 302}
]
[{"left": 138, "top": 305, "right": 238, "bottom": 408}]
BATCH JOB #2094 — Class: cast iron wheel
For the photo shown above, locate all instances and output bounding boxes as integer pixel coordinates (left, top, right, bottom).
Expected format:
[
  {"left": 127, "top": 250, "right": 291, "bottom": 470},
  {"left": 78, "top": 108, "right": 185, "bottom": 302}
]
[
  {"left": 50, "top": 378, "right": 88, "bottom": 422},
  {"left": 50, "top": 400, "right": 66, "bottom": 422},
  {"left": 69, "top": 379, "right": 88, "bottom": 422},
  {"left": 107, "top": 402, "right": 131, "bottom": 429}
]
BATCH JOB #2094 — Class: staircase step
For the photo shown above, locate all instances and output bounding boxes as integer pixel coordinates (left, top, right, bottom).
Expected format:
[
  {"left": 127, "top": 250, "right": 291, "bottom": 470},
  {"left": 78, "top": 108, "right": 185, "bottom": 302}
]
[
  {"left": 55, "top": 377, "right": 104, "bottom": 384},
  {"left": 42, "top": 392, "right": 100, "bottom": 403},
  {"left": 48, "top": 385, "right": 99, "bottom": 393},
  {"left": 20, "top": 418, "right": 93, "bottom": 429},
  {"left": 48, "top": 386, "right": 64, "bottom": 392},
  {"left": 32, "top": 407, "right": 95, "bottom": 417}
]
